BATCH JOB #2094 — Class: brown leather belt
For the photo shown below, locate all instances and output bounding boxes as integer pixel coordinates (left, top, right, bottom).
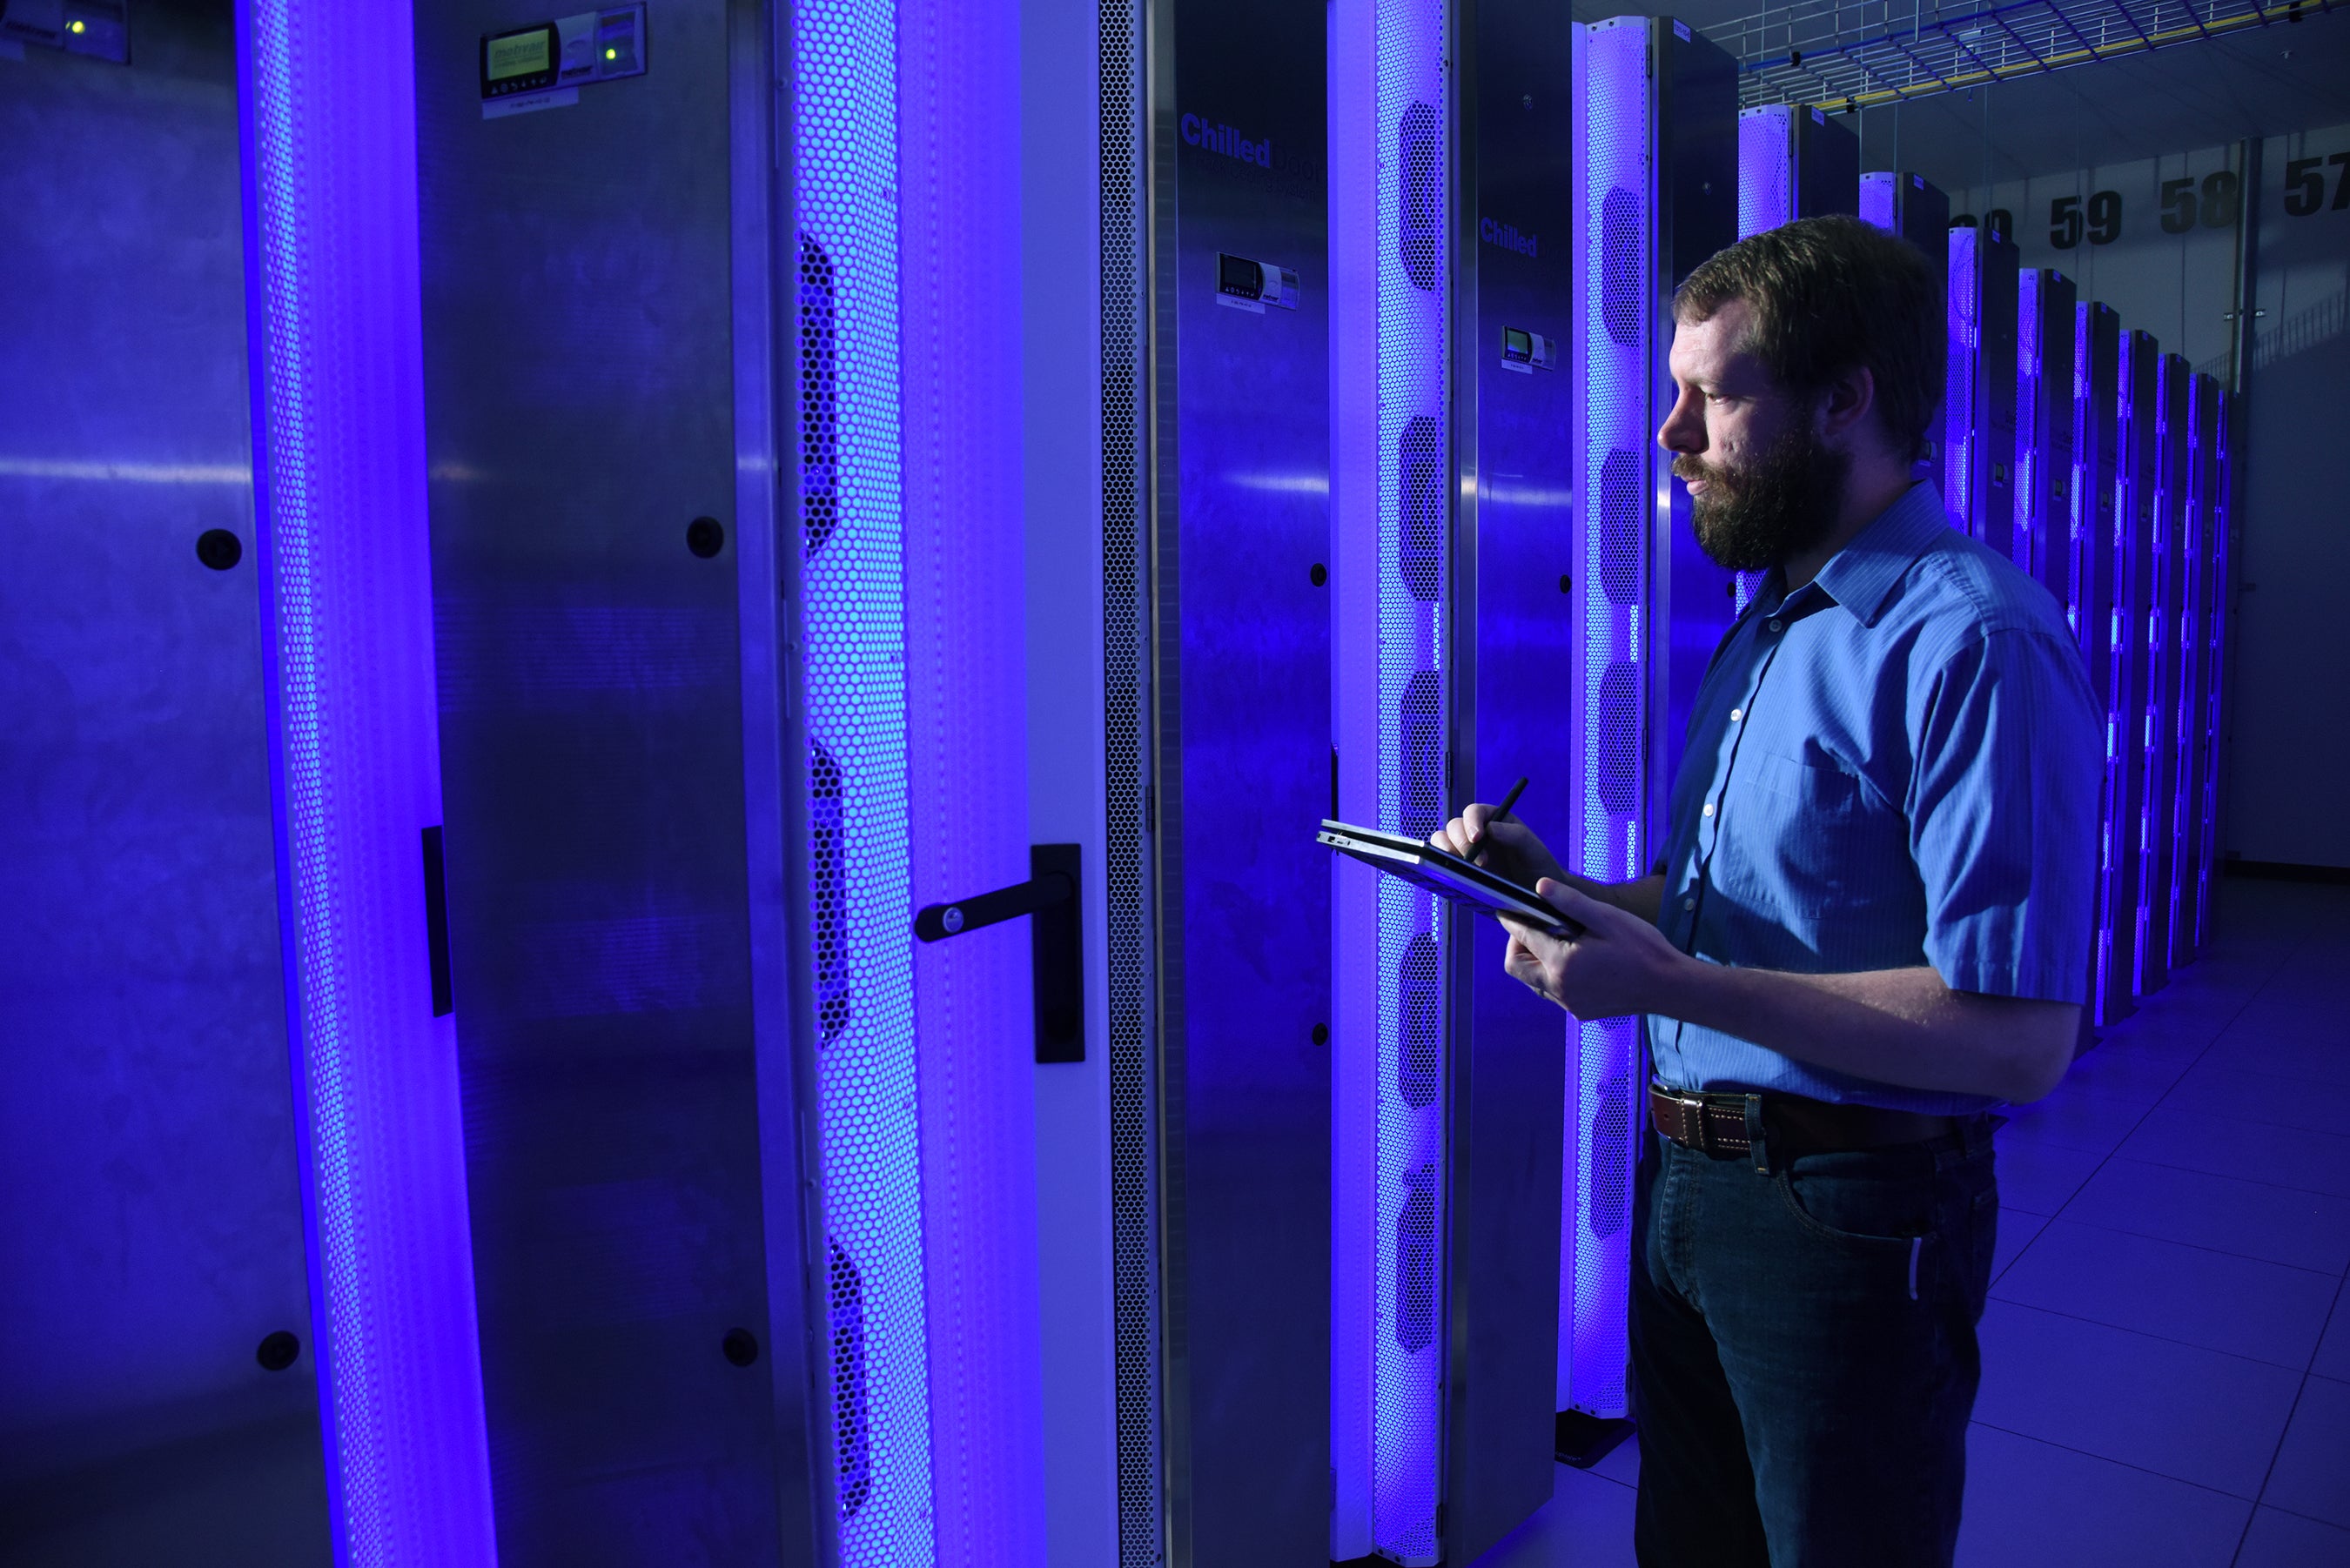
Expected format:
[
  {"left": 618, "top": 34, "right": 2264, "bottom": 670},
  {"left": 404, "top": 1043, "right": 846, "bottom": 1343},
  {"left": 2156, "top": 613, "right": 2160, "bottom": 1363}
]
[{"left": 1648, "top": 1082, "right": 1964, "bottom": 1158}]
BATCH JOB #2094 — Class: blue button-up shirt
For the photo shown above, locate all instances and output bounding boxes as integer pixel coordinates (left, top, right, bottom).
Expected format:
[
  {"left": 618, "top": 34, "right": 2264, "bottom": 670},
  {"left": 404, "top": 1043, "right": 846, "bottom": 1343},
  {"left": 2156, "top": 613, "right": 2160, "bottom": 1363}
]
[{"left": 1649, "top": 482, "right": 2103, "bottom": 1116}]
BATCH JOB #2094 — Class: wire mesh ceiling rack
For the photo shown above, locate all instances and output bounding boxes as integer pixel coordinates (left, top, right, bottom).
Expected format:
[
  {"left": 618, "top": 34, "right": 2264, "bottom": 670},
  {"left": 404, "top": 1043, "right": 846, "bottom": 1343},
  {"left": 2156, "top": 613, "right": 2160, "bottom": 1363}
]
[{"left": 1716, "top": 0, "right": 2342, "bottom": 110}]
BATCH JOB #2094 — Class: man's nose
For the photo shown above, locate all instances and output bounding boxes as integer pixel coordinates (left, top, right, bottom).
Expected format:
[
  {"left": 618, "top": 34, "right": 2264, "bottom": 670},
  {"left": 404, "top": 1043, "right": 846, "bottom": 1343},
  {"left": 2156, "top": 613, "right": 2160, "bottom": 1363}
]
[{"left": 1656, "top": 391, "right": 1703, "bottom": 456}]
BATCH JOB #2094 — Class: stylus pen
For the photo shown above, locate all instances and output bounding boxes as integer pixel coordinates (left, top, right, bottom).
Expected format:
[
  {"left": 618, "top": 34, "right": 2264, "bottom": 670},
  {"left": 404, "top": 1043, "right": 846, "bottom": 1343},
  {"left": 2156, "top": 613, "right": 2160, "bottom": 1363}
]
[{"left": 1471, "top": 775, "right": 1529, "bottom": 864}]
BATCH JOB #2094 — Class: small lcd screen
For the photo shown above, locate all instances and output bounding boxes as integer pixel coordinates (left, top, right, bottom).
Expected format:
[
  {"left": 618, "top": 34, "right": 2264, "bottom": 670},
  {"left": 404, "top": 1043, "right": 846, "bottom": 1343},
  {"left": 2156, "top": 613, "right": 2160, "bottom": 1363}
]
[
  {"left": 487, "top": 27, "right": 554, "bottom": 81},
  {"left": 1217, "top": 254, "right": 1263, "bottom": 298},
  {"left": 1503, "top": 328, "right": 1533, "bottom": 360}
]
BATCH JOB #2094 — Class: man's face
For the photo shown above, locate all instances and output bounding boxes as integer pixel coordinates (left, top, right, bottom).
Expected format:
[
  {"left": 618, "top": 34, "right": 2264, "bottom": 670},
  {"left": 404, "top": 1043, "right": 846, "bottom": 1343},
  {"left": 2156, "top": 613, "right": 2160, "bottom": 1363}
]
[{"left": 1656, "top": 298, "right": 1850, "bottom": 573}]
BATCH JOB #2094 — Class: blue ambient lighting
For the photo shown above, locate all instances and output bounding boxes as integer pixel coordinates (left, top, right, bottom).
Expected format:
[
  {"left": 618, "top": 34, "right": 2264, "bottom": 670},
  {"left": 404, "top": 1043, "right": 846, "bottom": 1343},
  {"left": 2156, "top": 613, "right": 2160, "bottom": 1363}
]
[
  {"left": 797, "top": 0, "right": 933, "bottom": 1553},
  {"left": 238, "top": 1, "right": 496, "bottom": 1560},
  {"left": 1559, "top": 16, "right": 1648, "bottom": 1426}
]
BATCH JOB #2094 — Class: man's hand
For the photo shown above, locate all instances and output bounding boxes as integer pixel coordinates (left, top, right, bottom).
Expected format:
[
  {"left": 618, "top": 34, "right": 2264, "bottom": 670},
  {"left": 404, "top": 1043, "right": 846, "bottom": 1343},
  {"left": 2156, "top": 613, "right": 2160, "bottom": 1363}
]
[
  {"left": 1501, "top": 878, "right": 1691, "bottom": 1021},
  {"left": 1431, "top": 803, "right": 1566, "bottom": 889}
]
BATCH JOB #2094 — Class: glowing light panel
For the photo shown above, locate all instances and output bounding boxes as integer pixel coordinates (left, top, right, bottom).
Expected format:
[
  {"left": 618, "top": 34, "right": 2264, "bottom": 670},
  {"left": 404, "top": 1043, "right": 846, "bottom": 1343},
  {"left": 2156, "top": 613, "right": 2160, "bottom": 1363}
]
[
  {"left": 238, "top": 0, "right": 495, "bottom": 1559},
  {"left": 1559, "top": 17, "right": 1650, "bottom": 1424},
  {"left": 797, "top": 0, "right": 933, "bottom": 1553}
]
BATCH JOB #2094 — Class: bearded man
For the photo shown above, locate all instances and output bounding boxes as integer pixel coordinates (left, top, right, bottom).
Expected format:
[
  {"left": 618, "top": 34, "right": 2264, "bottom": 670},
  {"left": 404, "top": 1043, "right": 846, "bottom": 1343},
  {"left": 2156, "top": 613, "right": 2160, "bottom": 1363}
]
[{"left": 1434, "top": 215, "right": 2101, "bottom": 1566}]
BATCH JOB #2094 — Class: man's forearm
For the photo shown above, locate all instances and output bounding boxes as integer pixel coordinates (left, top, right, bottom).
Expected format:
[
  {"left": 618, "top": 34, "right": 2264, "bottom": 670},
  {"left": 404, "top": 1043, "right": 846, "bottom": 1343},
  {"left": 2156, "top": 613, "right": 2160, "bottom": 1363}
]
[{"left": 1662, "top": 960, "right": 2073, "bottom": 1103}]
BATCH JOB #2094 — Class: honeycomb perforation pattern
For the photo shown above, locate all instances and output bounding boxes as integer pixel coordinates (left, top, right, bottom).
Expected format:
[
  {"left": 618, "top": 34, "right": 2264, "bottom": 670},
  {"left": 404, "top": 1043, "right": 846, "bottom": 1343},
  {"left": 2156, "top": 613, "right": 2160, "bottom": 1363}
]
[
  {"left": 248, "top": 3, "right": 383, "bottom": 1546},
  {"left": 798, "top": 0, "right": 935, "bottom": 1552},
  {"left": 1400, "top": 415, "right": 1445, "bottom": 602},
  {"left": 1736, "top": 108, "right": 1793, "bottom": 240},
  {"left": 1399, "top": 100, "right": 1442, "bottom": 292},
  {"left": 1098, "top": 0, "right": 1161, "bottom": 1558},
  {"left": 1599, "top": 447, "right": 1644, "bottom": 607},
  {"left": 1601, "top": 187, "right": 1643, "bottom": 347},
  {"left": 1367, "top": 7, "right": 1449, "bottom": 1558}
]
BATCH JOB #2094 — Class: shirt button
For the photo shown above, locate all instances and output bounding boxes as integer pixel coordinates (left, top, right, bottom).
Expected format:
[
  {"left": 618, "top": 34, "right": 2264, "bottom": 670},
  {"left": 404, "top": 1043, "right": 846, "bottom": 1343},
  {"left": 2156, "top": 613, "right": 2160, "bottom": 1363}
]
[
  {"left": 1682, "top": 896, "right": 1696, "bottom": 911},
  {"left": 1768, "top": 618, "right": 1783, "bottom": 633},
  {"left": 1729, "top": 707, "right": 1743, "bottom": 721},
  {"left": 1702, "top": 802, "right": 1715, "bottom": 817}
]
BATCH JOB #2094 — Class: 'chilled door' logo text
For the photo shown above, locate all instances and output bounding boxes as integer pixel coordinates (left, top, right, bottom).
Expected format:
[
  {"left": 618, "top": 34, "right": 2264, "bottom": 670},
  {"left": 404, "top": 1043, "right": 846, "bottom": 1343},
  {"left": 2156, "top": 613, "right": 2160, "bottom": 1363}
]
[{"left": 1182, "top": 113, "right": 1272, "bottom": 168}]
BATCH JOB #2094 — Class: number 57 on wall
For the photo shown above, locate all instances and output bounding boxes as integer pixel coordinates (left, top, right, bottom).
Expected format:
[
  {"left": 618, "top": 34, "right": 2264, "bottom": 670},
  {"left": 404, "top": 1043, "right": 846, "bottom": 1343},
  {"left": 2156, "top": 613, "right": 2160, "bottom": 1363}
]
[{"left": 2283, "top": 152, "right": 2350, "bottom": 217}]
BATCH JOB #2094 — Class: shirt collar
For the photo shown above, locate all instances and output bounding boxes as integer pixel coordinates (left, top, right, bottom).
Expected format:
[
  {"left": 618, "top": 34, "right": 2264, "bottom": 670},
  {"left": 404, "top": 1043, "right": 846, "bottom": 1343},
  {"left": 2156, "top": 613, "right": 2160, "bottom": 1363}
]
[{"left": 1803, "top": 482, "right": 1950, "bottom": 628}]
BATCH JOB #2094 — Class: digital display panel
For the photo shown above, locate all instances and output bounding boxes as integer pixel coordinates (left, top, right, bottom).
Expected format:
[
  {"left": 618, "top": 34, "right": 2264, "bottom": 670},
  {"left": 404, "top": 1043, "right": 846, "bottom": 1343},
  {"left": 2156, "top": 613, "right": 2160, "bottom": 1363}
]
[{"left": 487, "top": 27, "right": 553, "bottom": 81}]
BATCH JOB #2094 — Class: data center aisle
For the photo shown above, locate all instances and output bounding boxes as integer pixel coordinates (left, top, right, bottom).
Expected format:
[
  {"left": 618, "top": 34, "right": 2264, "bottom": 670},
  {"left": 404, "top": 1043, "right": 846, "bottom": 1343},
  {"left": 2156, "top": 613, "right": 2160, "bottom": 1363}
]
[{"left": 1474, "top": 878, "right": 2350, "bottom": 1568}]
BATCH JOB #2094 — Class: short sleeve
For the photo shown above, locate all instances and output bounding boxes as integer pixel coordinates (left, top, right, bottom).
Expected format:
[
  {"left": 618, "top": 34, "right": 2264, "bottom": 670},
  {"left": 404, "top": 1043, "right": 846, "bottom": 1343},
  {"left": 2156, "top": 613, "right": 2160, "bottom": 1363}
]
[{"left": 1907, "top": 627, "right": 2104, "bottom": 1002}]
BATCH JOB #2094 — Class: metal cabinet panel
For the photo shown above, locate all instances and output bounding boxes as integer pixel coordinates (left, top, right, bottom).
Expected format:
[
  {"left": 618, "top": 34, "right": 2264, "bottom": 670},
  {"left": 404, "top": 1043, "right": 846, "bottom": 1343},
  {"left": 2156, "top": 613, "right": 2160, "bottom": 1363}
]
[
  {"left": 1150, "top": 0, "right": 1333, "bottom": 1559},
  {"left": 0, "top": 8, "right": 332, "bottom": 1562},
  {"left": 1441, "top": 2, "right": 1573, "bottom": 1558},
  {"left": 413, "top": 3, "right": 786, "bottom": 1559}
]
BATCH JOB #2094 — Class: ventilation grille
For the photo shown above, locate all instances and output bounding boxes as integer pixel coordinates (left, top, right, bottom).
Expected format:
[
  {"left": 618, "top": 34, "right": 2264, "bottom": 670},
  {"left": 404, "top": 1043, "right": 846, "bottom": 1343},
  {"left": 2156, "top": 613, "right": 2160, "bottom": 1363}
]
[
  {"left": 1399, "top": 100, "right": 1442, "bottom": 292},
  {"left": 797, "top": 0, "right": 936, "bottom": 1547},
  {"left": 1098, "top": 0, "right": 1160, "bottom": 1558}
]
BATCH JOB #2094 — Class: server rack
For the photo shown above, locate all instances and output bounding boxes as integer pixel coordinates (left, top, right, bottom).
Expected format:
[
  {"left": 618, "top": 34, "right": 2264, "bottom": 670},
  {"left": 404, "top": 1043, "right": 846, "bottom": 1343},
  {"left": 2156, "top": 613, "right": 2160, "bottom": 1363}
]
[
  {"left": 1860, "top": 171, "right": 1951, "bottom": 479},
  {"left": 2109, "top": 329, "right": 2159, "bottom": 1009},
  {"left": 1437, "top": 1, "right": 1576, "bottom": 1554},
  {"left": 2017, "top": 269, "right": 2078, "bottom": 600},
  {"left": 2137, "top": 352, "right": 2192, "bottom": 994},
  {"left": 1, "top": 9, "right": 376, "bottom": 1558},
  {"left": 1145, "top": 0, "right": 1335, "bottom": 1562},
  {"left": 2071, "top": 303, "right": 2131, "bottom": 1025},
  {"left": 2170, "top": 372, "right": 2222, "bottom": 971},
  {"left": 1563, "top": 11, "right": 1736, "bottom": 1429},
  {"left": 1945, "top": 221, "right": 2021, "bottom": 554},
  {"left": 1731, "top": 102, "right": 1857, "bottom": 609},
  {"left": 1736, "top": 102, "right": 1859, "bottom": 239},
  {"left": 2193, "top": 388, "right": 2232, "bottom": 951}
]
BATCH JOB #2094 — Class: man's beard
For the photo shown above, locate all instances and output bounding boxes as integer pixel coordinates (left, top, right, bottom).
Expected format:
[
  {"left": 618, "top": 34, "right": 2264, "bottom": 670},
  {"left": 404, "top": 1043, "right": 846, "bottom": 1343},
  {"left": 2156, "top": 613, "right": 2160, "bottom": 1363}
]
[{"left": 1673, "top": 426, "right": 1851, "bottom": 573}]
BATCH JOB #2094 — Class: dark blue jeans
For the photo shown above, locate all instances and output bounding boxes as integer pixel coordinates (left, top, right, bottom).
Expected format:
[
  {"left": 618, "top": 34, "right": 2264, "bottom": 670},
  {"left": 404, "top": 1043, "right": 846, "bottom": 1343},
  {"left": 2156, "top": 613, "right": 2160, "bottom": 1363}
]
[{"left": 1630, "top": 1117, "right": 1998, "bottom": 1567}]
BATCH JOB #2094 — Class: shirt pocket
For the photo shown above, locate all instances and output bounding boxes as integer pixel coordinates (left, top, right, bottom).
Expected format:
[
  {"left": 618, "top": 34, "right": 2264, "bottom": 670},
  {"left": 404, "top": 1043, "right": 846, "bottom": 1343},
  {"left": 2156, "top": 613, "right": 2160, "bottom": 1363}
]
[{"left": 1721, "top": 749, "right": 1863, "bottom": 917}]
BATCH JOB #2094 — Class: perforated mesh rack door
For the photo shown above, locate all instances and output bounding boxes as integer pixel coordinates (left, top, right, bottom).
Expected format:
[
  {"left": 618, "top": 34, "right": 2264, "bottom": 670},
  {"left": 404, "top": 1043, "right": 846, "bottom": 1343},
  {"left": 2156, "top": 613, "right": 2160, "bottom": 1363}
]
[
  {"left": 1099, "top": 0, "right": 1162, "bottom": 1559},
  {"left": 2170, "top": 373, "right": 2212, "bottom": 971},
  {"left": 2192, "top": 389, "right": 2228, "bottom": 950},
  {"left": 1559, "top": 17, "right": 1652, "bottom": 1424},
  {"left": 2138, "top": 356, "right": 2189, "bottom": 992},
  {"left": 796, "top": 0, "right": 935, "bottom": 1556},
  {"left": 1367, "top": 3, "right": 1454, "bottom": 1559},
  {"left": 1736, "top": 105, "right": 1792, "bottom": 240}
]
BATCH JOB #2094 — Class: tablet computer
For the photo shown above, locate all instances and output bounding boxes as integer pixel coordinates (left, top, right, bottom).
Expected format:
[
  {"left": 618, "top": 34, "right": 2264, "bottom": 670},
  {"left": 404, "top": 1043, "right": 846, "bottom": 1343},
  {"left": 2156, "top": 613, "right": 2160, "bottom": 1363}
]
[{"left": 1317, "top": 819, "right": 1581, "bottom": 938}]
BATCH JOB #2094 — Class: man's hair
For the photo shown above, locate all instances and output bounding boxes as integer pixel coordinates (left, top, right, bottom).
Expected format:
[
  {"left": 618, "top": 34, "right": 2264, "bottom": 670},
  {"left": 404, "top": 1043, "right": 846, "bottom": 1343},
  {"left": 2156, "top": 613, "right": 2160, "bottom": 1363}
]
[{"left": 1674, "top": 214, "right": 1945, "bottom": 463}]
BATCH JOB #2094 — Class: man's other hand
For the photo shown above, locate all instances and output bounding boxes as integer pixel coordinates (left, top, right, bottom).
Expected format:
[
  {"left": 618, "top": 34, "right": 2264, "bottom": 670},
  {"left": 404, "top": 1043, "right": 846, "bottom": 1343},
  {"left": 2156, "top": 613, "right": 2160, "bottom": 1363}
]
[
  {"left": 1501, "top": 878, "right": 1688, "bottom": 1021},
  {"left": 1432, "top": 804, "right": 1566, "bottom": 888}
]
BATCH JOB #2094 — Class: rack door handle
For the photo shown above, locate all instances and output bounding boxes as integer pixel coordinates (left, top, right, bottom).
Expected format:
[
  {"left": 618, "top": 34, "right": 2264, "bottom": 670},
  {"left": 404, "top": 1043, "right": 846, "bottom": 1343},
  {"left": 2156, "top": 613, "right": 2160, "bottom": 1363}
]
[{"left": 912, "top": 843, "right": 1084, "bottom": 1063}]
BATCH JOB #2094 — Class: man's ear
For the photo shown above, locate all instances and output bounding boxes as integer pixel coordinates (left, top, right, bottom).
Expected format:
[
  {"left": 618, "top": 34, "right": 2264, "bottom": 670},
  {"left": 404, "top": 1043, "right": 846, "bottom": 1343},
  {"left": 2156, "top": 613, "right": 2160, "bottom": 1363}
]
[{"left": 1817, "top": 362, "right": 1877, "bottom": 446}]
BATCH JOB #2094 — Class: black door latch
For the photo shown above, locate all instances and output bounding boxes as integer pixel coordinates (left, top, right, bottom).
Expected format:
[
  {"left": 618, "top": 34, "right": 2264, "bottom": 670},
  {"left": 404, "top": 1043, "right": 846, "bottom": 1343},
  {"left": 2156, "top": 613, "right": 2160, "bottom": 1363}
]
[{"left": 913, "top": 843, "right": 1083, "bottom": 1063}]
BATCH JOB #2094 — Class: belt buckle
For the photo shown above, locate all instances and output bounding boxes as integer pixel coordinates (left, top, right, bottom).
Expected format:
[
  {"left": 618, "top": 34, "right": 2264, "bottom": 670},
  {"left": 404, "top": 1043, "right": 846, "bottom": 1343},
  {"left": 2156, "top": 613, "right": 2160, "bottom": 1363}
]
[{"left": 1675, "top": 1090, "right": 1711, "bottom": 1154}]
